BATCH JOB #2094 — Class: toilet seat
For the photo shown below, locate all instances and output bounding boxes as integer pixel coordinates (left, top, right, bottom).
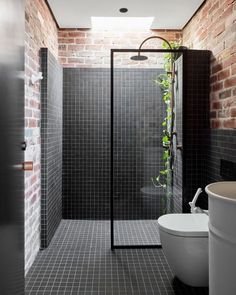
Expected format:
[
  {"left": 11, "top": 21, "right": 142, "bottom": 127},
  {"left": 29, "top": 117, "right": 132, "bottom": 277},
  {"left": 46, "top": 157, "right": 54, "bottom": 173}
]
[{"left": 158, "top": 213, "right": 209, "bottom": 237}]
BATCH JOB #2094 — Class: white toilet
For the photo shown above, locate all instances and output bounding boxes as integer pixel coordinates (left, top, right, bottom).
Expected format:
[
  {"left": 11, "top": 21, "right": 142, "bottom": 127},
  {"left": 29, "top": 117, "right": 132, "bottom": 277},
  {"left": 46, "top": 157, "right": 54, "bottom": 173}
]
[{"left": 158, "top": 213, "right": 209, "bottom": 287}]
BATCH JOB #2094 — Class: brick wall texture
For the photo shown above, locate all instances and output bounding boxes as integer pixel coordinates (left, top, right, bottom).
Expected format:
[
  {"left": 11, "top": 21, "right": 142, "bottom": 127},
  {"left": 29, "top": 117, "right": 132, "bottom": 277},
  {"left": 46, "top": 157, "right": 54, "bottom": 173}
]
[
  {"left": 25, "top": 0, "right": 58, "bottom": 274},
  {"left": 58, "top": 29, "right": 182, "bottom": 68},
  {"left": 183, "top": 0, "right": 236, "bottom": 129}
]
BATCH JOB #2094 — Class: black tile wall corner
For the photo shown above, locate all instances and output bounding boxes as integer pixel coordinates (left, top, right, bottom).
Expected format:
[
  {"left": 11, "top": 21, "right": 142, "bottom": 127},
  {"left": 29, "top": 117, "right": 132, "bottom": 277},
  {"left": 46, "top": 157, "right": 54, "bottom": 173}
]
[
  {"left": 207, "top": 129, "right": 236, "bottom": 183},
  {"left": 183, "top": 50, "right": 211, "bottom": 211},
  {"left": 173, "top": 50, "right": 236, "bottom": 212},
  {"left": 41, "top": 48, "right": 63, "bottom": 248},
  {"left": 173, "top": 50, "right": 211, "bottom": 212},
  {"left": 63, "top": 68, "right": 165, "bottom": 219}
]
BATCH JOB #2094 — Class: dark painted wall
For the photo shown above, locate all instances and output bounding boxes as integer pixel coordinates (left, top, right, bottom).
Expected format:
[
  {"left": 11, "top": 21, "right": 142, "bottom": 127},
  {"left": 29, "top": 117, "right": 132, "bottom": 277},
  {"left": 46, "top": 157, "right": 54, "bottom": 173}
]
[
  {"left": 41, "top": 48, "right": 63, "bottom": 248},
  {"left": 63, "top": 68, "right": 165, "bottom": 219}
]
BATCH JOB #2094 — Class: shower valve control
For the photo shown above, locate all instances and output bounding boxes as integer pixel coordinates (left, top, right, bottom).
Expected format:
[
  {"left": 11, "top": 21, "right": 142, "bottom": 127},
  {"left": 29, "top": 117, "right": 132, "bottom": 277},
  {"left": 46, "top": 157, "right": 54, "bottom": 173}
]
[{"left": 176, "top": 145, "right": 182, "bottom": 150}]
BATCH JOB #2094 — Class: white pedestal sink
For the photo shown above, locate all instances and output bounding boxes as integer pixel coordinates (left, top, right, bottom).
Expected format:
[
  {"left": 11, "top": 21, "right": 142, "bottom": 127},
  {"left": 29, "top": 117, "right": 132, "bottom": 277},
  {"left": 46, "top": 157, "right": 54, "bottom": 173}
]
[{"left": 206, "top": 181, "right": 236, "bottom": 295}]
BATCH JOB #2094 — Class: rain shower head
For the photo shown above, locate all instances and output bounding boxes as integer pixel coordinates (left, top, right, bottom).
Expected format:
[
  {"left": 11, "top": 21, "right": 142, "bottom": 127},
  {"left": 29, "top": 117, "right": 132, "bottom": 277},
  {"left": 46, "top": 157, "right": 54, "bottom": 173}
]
[
  {"left": 130, "top": 54, "right": 148, "bottom": 61},
  {"left": 130, "top": 35, "right": 173, "bottom": 61}
]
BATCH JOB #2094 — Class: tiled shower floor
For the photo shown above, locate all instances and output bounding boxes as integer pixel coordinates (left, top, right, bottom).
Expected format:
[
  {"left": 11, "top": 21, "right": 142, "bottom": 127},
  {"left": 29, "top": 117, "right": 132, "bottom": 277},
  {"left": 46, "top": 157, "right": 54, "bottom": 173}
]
[
  {"left": 25, "top": 220, "right": 208, "bottom": 295},
  {"left": 114, "top": 220, "right": 160, "bottom": 245}
]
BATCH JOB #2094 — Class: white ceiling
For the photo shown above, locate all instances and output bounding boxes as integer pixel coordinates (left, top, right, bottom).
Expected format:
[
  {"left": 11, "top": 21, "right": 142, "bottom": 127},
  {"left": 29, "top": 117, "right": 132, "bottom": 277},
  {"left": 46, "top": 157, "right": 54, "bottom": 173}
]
[{"left": 48, "top": 0, "right": 205, "bottom": 30}]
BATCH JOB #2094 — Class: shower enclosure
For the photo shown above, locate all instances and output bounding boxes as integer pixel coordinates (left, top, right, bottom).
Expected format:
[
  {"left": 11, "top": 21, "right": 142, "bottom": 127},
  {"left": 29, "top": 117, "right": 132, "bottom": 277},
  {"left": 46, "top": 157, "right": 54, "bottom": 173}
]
[
  {"left": 110, "top": 47, "right": 210, "bottom": 249},
  {"left": 61, "top": 46, "right": 209, "bottom": 252},
  {"left": 110, "top": 49, "right": 184, "bottom": 249}
]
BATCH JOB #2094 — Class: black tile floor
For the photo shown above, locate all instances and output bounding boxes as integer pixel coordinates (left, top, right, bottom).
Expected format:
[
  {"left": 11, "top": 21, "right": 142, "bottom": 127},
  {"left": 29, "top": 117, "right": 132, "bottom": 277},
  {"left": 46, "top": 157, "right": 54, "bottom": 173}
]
[
  {"left": 25, "top": 220, "right": 209, "bottom": 295},
  {"left": 114, "top": 220, "right": 160, "bottom": 245}
]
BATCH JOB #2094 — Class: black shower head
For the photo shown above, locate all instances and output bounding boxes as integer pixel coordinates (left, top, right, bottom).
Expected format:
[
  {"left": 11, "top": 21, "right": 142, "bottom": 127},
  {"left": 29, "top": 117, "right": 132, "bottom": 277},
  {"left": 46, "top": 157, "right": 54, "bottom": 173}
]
[
  {"left": 130, "top": 35, "right": 173, "bottom": 62},
  {"left": 130, "top": 54, "right": 148, "bottom": 61}
]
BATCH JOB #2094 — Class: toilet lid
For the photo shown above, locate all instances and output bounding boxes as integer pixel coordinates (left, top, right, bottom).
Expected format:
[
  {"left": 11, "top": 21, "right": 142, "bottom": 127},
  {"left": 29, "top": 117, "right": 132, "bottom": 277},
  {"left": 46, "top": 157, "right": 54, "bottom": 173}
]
[{"left": 158, "top": 213, "right": 209, "bottom": 237}]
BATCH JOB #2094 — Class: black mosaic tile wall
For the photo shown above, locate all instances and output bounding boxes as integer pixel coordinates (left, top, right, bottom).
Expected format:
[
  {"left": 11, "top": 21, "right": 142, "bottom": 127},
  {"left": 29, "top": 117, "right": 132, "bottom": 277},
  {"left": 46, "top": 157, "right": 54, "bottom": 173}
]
[
  {"left": 63, "top": 69, "right": 110, "bottom": 219},
  {"left": 207, "top": 129, "right": 236, "bottom": 183},
  {"left": 62, "top": 51, "right": 214, "bottom": 219},
  {"left": 63, "top": 68, "right": 165, "bottom": 219},
  {"left": 41, "top": 48, "right": 63, "bottom": 248},
  {"left": 113, "top": 69, "right": 165, "bottom": 219},
  {"left": 192, "top": 129, "right": 236, "bottom": 209},
  {"left": 181, "top": 50, "right": 211, "bottom": 212},
  {"left": 172, "top": 51, "right": 235, "bottom": 212}
]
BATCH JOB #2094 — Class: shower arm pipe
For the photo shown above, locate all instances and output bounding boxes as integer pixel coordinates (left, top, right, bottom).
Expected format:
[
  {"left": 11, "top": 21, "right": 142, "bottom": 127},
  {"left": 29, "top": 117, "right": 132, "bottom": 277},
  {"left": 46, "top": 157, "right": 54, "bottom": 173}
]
[{"left": 137, "top": 36, "right": 173, "bottom": 52}]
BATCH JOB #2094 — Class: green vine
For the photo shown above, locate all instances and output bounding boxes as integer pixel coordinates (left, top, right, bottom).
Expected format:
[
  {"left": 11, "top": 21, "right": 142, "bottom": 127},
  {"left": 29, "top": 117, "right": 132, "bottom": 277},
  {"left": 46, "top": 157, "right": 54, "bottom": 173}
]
[{"left": 152, "top": 41, "right": 179, "bottom": 199}]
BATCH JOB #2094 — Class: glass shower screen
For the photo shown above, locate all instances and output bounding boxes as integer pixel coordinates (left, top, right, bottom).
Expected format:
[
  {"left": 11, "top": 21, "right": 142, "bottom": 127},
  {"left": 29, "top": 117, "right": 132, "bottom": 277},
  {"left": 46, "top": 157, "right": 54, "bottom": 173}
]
[{"left": 111, "top": 49, "right": 183, "bottom": 248}]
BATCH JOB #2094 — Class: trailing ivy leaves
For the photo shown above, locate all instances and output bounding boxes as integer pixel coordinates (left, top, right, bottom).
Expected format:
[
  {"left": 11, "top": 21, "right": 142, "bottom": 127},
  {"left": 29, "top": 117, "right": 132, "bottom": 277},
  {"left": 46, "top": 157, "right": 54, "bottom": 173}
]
[
  {"left": 152, "top": 69, "right": 172, "bottom": 188},
  {"left": 162, "top": 135, "right": 169, "bottom": 143},
  {"left": 152, "top": 41, "right": 179, "bottom": 198},
  {"left": 151, "top": 40, "right": 180, "bottom": 213}
]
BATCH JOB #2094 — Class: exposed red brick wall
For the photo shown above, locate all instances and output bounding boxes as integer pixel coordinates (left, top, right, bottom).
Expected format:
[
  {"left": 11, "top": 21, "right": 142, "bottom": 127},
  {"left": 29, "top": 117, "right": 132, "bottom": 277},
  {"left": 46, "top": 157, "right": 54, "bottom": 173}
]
[
  {"left": 25, "top": 0, "right": 58, "bottom": 274},
  {"left": 58, "top": 29, "right": 182, "bottom": 68},
  {"left": 183, "top": 0, "right": 236, "bottom": 129}
]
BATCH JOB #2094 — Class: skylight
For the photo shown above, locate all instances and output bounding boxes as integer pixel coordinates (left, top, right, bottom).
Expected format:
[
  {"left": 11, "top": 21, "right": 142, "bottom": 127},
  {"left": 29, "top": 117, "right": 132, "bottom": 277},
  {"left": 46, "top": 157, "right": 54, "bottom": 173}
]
[{"left": 91, "top": 17, "right": 154, "bottom": 30}]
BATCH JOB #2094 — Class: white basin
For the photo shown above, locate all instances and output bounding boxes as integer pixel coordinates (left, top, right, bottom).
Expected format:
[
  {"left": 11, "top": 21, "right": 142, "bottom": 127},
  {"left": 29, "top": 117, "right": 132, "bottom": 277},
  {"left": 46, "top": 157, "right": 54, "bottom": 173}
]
[{"left": 205, "top": 181, "right": 236, "bottom": 295}]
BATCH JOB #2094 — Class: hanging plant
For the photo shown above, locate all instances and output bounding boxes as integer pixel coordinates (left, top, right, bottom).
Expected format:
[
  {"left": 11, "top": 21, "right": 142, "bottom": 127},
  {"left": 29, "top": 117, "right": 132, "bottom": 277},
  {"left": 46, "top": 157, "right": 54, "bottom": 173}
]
[{"left": 152, "top": 41, "right": 180, "bottom": 206}]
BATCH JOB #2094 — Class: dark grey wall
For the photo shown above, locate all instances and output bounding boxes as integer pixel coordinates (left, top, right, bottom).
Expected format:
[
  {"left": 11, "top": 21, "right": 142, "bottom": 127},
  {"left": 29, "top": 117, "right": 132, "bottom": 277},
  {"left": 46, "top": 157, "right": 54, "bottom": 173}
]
[
  {"left": 63, "top": 54, "right": 232, "bottom": 220},
  {"left": 53, "top": 49, "right": 234, "bottom": 224},
  {"left": 172, "top": 51, "right": 236, "bottom": 212},
  {"left": 171, "top": 50, "right": 212, "bottom": 212},
  {"left": 63, "top": 68, "right": 165, "bottom": 219},
  {"left": 113, "top": 69, "right": 165, "bottom": 219},
  {"left": 198, "top": 129, "right": 236, "bottom": 208},
  {"left": 180, "top": 50, "right": 210, "bottom": 212},
  {"left": 41, "top": 48, "right": 63, "bottom": 248},
  {"left": 63, "top": 69, "right": 110, "bottom": 219},
  {"left": 207, "top": 130, "right": 236, "bottom": 183}
]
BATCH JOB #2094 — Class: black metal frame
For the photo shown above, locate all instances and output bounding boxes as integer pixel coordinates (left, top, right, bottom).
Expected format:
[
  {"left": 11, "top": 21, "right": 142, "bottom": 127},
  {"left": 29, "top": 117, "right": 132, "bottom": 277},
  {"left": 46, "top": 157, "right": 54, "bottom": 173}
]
[{"left": 110, "top": 48, "right": 186, "bottom": 251}]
